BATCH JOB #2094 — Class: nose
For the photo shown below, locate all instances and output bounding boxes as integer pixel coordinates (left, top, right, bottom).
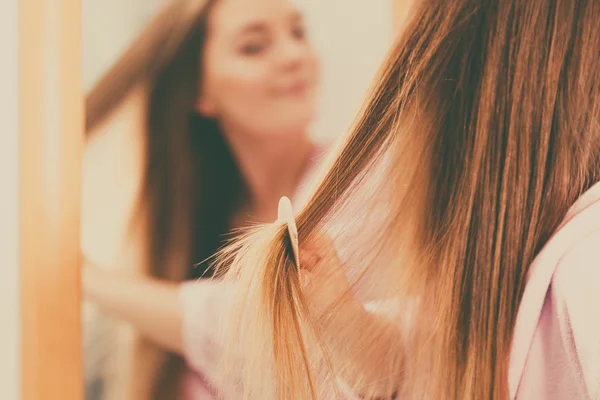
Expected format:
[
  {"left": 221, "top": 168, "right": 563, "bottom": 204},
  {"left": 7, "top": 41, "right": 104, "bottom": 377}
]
[{"left": 275, "top": 35, "right": 308, "bottom": 71}]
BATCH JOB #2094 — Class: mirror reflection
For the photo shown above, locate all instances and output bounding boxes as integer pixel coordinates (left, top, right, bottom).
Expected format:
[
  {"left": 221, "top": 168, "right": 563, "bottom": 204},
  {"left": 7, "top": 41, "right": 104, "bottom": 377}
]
[{"left": 81, "top": 0, "right": 394, "bottom": 398}]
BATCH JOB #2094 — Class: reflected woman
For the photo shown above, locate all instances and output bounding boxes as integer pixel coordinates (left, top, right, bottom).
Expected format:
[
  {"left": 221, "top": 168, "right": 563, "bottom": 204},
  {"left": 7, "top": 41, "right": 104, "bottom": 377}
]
[{"left": 84, "top": 0, "right": 323, "bottom": 398}]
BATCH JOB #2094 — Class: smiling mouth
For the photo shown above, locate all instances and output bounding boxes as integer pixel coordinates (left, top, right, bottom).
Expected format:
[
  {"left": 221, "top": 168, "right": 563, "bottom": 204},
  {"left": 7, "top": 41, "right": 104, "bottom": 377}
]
[{"left": 275, "top": 81, "right": 312, "bottom": 97}]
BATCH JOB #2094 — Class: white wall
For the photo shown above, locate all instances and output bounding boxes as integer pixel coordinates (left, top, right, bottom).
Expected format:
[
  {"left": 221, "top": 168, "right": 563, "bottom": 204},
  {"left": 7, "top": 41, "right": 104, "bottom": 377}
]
[
  {"left": 82, "top": 0, "right": 153, "bottom": 91},
  {"left": 82, "top": 0, "right": 394, "bottom": 140},
  {"left": 300, "top": 0, "right": 394, "bottom": 140},
  {"left": 0, "top": 0, "right": 20, "bottom": 398}
]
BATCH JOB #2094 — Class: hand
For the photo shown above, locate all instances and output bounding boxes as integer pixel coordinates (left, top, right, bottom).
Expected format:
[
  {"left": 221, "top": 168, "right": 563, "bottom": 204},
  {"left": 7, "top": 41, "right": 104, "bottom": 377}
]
[
  {"left": 299, "top": 233, "right": 403, "bottom": 396},
  {"left": 299, "top": 232, "right": 360, "bottom": 320},
  {"left": 82, "top": 256, "right": 103, "bottom": 301},
  {"left": 276, "top": 197, "right": 356, "bottom": 318},
  {"left": 81, "top": 255, "right": 116, "bottom": 302}
]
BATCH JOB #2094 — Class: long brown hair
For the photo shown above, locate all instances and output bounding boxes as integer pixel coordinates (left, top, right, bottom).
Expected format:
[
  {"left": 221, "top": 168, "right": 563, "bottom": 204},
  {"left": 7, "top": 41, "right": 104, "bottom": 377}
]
[
  {"left": 216, "top": 0, "right": 600, "bottom": 398},
  {"left": 86, "top": 0, "right": 243, "bottom": 397}
]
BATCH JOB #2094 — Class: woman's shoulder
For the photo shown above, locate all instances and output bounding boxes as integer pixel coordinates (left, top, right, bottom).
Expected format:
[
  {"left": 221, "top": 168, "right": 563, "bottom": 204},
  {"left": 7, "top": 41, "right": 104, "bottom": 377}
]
[
  {"left": 553, "top": 227, "right": 600, "bottom": 299},
  {"left": 547, "top": 182, "right": 600, "bottom": 337},
  {"left": 550, "top": 228, "right": 600, "bottom": 398},
  {"left": 538, "top": 185, "right": 600, "bottom": 399},
  {"left": 552, "top": 226, "right": 600, "bottom": 325},
  {"left": 528, "top": 182, "right": 600, "bottom": 288},
  {"left": 510, "top": 183, "right": 600, "bottom": 398},
  {"left": 551, "top": 182, "right": 600, "bottom": 302}
]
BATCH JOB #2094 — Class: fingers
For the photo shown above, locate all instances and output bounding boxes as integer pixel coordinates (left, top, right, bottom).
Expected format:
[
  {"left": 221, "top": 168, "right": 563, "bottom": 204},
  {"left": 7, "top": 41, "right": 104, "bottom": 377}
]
[
  {"left": 300, "top": 232, "right": 345, "bottom": 281},
  {"left": 299, "top": 247, "right": 322, "bottom": 272}
]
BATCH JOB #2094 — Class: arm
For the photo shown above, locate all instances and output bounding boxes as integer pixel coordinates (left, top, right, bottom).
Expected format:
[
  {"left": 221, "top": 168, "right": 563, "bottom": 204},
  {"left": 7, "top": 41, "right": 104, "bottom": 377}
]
[
  {"left": 84, "top": 238, "right": 405, "bottom": 398},
  {"left": 84, "top": 258, "right": 239, "bottom": 398},
  {"left": 82, "top": 259, "right": 183, "bottom": 354}
]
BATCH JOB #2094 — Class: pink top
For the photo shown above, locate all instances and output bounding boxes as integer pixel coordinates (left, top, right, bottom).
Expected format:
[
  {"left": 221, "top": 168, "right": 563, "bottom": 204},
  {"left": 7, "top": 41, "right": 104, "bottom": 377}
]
[
  {"left": 179, "top": 181, "right": 600, "bottom": 399},
  {"left": 509, "top": 181, "right": 600, "bottom": 400}
]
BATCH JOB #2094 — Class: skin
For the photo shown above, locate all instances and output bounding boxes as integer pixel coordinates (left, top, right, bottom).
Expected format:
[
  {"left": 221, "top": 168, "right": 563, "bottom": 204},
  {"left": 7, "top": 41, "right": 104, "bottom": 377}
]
[{"left": 198, "top": 0, "right": 321, "bottom": 222}]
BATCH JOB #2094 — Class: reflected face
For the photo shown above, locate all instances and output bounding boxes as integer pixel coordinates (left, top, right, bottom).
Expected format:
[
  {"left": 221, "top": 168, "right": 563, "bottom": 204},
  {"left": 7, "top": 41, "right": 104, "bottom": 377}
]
[{"left": 198, "top": 0, "right": 319, "bottom": 139}]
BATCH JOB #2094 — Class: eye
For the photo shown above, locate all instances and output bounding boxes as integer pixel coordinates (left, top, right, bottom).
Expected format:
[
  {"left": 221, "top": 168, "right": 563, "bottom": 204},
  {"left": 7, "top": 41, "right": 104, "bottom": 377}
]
[
  {"left": 292, "top": 25, "right": 306, "bottom": 40},
  {"left": 241, "top": 41, "right": 266, "bottom": 55}
]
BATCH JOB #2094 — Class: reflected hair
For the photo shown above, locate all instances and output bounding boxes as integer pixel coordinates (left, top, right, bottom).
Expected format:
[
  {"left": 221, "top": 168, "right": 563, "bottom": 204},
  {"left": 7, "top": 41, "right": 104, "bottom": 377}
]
[
  {"left": 216, "top": 0, "right": 600, "bottom": 399},
  {"left": 85, "top": 0, "right": 242, "bottom": 398}
]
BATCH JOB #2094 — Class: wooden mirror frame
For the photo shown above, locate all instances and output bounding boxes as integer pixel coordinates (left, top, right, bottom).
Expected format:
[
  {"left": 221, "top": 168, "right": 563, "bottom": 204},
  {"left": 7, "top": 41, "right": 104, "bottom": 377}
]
[{"left": 20, "top": 0, "right": 83, "bottom": 398}]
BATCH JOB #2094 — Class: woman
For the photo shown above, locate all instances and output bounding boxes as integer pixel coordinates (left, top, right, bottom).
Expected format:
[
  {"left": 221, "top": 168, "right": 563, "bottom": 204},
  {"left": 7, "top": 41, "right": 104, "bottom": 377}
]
[
  {"left": 85, "top": 0, "right": 600, "bottom": 399},
  {"left": 84, "top": 0, "right": 321, "bottom": 398}
]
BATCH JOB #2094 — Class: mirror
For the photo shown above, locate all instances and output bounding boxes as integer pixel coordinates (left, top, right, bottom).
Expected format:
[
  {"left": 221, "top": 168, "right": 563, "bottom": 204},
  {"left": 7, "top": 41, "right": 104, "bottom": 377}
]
[{"left": 81, "top": 0, "right": 399, "bottom": 398}]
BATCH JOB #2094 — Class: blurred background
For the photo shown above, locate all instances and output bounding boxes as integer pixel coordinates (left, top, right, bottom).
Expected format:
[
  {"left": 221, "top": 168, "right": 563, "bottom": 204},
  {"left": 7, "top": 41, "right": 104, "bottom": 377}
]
[
  {"left": 81, "top": 0, "right": 397, "bottom": 398},
  {"left": 82, "top": 0, "right": 395, "bottom": 139},
  {"left": 0, "top": 0, "right": 414, "bottom": 398},
  {"left": 81, "top": 0, "right": 396, "bottom": 275}
]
